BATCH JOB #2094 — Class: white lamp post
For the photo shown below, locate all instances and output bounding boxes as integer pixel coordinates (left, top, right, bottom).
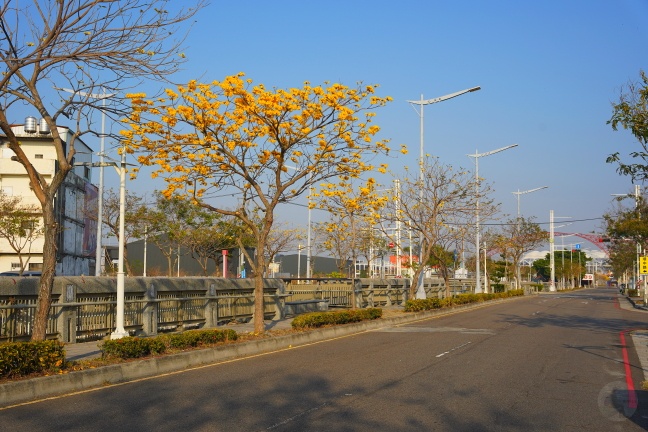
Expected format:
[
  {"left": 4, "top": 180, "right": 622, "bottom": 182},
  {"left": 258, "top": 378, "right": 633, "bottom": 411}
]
[
  {"left": 512, "top": 186, "right": 548, "bottom": 218},
  {"left": 468, "top": 144, "right": 518, "bottom": 294},
  {"left": 111, "top": 144, "right": 129, "bottom": 339},
  {"left": 56, "top": 87, "right": 114, "bottom": 276},
  {"left": 407, "top": 86, "right": 481, "bottom": 292}
]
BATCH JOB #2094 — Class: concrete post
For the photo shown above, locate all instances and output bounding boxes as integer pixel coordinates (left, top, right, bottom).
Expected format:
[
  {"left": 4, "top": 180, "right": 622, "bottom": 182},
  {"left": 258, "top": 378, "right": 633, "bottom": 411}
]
[
  {"left": 142, "top": 283, "right": 158, "bottom": 336},
  {"left": 204, "top": 283, "right": 219, "bottom": 327},
  {"left": 57, "top": 284, "right": 77, "bottom": 343}
]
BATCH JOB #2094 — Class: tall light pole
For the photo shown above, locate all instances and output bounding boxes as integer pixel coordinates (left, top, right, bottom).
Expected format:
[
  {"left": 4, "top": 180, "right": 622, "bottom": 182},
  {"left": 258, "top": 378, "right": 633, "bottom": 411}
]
[
  {"left": 111, "top": 144, "right": 129, "bottom": 339},
  {"left": 407, "top": 86, "right": 481, "bottom": 294},
  {"left": 468, "top": 144, "right": 518, "bottom": 294},
  {"left": 56, "top": 87, "right": 114, "bottom": 276},
  {"left": 513, "top": 186, "right": 548, "bottom": 218}
]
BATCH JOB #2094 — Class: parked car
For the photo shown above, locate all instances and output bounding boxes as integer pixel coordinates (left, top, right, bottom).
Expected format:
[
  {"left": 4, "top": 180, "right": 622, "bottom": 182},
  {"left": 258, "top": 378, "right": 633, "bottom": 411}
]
[{"left": 0, "top": 271, "right": 41, "bottom": 277}]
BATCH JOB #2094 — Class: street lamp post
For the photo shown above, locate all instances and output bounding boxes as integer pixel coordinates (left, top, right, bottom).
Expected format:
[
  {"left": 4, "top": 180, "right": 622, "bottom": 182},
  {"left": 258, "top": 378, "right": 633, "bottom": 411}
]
[
  {"left": 468, "top": 144, "right": 518, "bottom": 294},
  {"left": 73, "top": 145, "right": 128, "bottom": 338},
  {"left": 512, "top": 186, "right": 548, "bottom": 218},
  {"left": 111, "top": 145, "right": 129, "bottom": 339},
  {"left": 407, "top": 86, "right": 481, "bottom": 296}
]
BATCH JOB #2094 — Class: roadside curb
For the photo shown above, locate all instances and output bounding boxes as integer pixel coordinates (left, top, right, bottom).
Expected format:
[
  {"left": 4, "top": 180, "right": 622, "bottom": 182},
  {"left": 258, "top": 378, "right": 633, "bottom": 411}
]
[
  {"left": 0, "top": 296, "right": 524, "bottom": 408},
  {"left": 625, "top": 295, "right": 648, "bottom": 311}
]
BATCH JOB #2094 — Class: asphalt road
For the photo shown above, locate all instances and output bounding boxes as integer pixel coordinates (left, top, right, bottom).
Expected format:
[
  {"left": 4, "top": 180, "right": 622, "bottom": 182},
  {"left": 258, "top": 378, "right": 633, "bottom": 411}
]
[{"left": 1, "top": 288, "right": 647, "bottom": 431}]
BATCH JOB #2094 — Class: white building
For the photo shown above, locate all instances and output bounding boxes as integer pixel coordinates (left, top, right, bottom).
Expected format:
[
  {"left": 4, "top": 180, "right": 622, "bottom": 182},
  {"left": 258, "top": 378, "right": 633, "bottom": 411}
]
[{"left": 0, "top": 118, "right": 97, "bottom": 275}]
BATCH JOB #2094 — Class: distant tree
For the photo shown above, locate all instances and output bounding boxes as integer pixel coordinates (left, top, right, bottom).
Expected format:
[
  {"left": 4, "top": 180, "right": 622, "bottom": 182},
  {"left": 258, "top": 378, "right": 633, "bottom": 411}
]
[
  {"left": 384, "top": 158, "right": 490, "bottom": 298},
  {"left": 265, "top": 224, "right": 305, "bottom": 276},
  {"left": 0, "top": 0, "right": 205, "bottom": 340},
  {"left": 185, "top": 216, "right": 251, "bottom": 276},
  {"left": 143, "top": 194, "right": 219, "bottom": 276},
  {"left": 607, "top": 70, "right": 648, "bottom": 181},
  {"left": 313, "top": 178, "right": 387, "bottom": 277},
  {"left": 100, "top": 188, "right": 148, "bottom": 276},
  {"left": 607, "top": 239, "right": 637, "bottom": 283},
  {"left": 0, "top": 192, "right": 43, "bottom": 274},
  {"left": 534, "top": 250, "right": 590, "bottom": 286},
  {"left": 490, "top": 217, "right": 548, "bottom": 289}
]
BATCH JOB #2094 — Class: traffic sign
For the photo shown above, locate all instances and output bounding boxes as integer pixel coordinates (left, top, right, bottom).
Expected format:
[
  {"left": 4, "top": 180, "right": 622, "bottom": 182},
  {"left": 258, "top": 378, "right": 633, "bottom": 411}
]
[
  {"left": 575, "top": 244, "right": 581, "bottom": 250},
  {"left": 641, "top": 257, "right": 648, "bottom": 275}
]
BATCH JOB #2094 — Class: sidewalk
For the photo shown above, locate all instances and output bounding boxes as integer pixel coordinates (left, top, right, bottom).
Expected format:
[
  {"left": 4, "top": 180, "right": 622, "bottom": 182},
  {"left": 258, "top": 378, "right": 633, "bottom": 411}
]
[{"left": 64, "top": 317, "right": 296, "bottom": 362}]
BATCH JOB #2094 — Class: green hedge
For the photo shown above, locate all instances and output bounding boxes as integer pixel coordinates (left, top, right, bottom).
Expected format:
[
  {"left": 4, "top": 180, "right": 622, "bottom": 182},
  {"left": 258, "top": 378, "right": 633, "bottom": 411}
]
[
  {"left": 0, "top": 340, "right": 66, "bottom": 378},
  {"left": 404, "top": 289, "right": 524, "bottom": 312},
  {"left": 291, "top": 308, "right": 383, "bottom": 329},
  {"left": 101, "top": 328, "right": 238, "bottom": 359}
]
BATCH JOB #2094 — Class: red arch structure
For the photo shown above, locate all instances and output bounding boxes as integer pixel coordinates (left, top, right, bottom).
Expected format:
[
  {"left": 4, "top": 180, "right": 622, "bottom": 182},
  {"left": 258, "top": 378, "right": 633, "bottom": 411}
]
[{"left": 554, "top": 232, "right": 609, "bottom": 257}]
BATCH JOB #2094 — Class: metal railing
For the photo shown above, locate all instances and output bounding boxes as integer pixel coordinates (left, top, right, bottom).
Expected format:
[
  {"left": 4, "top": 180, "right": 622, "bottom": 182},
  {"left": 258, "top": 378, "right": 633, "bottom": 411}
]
[{"left": 0, "top": 277, "right": 283, "bottom": 343}]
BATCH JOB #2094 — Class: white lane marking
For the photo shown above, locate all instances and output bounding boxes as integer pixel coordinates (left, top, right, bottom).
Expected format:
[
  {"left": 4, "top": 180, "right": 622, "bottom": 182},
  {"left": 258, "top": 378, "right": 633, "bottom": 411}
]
[
  {"left": 379, "top": 327, "right": 495, "bottom": 335},
  {"left": 436, "top": 341, "right": 471, "bottom": 358}
]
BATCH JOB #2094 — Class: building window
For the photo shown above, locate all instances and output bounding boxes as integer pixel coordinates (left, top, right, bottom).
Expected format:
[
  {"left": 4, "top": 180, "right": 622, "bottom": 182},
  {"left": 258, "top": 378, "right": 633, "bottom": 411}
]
[
  {"left": 35, "top": 154, "right": 43, "bottom": 159},
  {"left": 84, "top": 166, "right": 90, "bottom": 179},
  {"left": 29, "top": 263, "right": 43, "bottom": 271},
  {"left": 11, "top": 263, "right": 21, "bottom": 270}
]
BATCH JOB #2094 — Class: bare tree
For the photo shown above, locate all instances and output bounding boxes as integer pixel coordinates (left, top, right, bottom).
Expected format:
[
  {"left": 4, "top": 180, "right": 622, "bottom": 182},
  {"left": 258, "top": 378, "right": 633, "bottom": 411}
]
[
  {"left": 100, "top": 188, "right": 148, "bottom": 276},
  {"left": 0, "top": 0, "right": 205, "bottom": 339},
  {"left": 489, "top": 217, "right": 548, "bottom": 289},
  {"left": 0, "top": 192, "right": 43, "bottom": 273},
  {"left": 265, "top": 223, "right": 305, "bottom": 275},
  {"left": 384, "top": 158, "right": 496, "bottom": 298}
]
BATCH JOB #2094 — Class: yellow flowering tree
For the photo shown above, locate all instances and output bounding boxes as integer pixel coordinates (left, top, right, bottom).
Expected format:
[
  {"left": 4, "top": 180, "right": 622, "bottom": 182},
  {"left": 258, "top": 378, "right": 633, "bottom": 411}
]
[
  {"left": 0, "top": 1, "right": 204, "bottom": 340},
  {"left": 313, "top": 177, "right": 388, "bottom": 277},
  {"left": 122, "top": 74, "right": 392, "bottom": 332}
]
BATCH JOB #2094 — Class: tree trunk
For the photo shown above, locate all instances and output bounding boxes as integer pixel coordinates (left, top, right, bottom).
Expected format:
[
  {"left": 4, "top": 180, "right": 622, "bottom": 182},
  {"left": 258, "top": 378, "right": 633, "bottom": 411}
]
[
  {"left": 31, "top": 200, "right": 58, "bottom": 341},
  {"left": 253, "top": 249, "right": 266, "bottom": 334}
]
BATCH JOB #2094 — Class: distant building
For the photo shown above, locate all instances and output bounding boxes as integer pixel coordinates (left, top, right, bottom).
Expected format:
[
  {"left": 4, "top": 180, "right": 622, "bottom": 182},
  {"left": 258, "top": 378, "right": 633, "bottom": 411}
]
[{"left": 0, "top": 119, "right": 97, "bottom": 275}]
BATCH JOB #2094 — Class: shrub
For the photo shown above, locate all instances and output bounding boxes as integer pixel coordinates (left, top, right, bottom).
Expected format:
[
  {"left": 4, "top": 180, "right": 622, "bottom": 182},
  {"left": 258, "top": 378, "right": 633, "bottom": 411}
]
[
  {"left": 628, "top": 289, "right": 639, "bottom": 297},
  {"left": 404, "top": 289, "right": 524, "bottom": 312},
  {"left": 166, "top": 329, "right": 237, "bottom": 349},
  {"left": 0, "top": 340, "right": 66, "bottom": 378},
  {"left": 291, "top": 308, "right": 382, "bottom": 329},
  {"left": 100, "top": 328, "right": 238, "bottom": 359},
  {"left": 101, "top": 337, "right": 167, "bottom": 359}
]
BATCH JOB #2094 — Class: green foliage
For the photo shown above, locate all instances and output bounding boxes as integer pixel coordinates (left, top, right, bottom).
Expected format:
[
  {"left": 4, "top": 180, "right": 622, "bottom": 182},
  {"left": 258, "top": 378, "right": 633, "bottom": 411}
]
[
  {"left": 291, "top": 308, "right": 383, "bottom": 329},
  {"left": 101, "top": 337, "right": 167, "bottom": 359},
  {"left": 491, "top": 283, "right": 505, "bottom": 293},
  {"left": 531, "top": 283, "right": 544, "bottom": 292},
  {"left": 404, "top": 290, "right": 524, "bottom": 312},
  {"left": 628, "top": 288, "right": 639, "bottom": 297},
  {"left": 0, "top": 340, "right": 65, "bottom": 378},
  {"left": 100, "top": 329, "right": 238, "bottom": 359},
  {"left": 164, "top": 329, "right": 238, "bottom": 349},
  {"left": 607, "top": 70, "right": 648, "bottom": 182}
]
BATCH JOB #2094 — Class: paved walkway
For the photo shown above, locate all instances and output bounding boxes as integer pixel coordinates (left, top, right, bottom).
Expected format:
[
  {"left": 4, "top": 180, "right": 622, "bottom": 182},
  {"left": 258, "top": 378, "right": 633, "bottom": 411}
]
[
  {"left": 64, "top": 317, "right": 296, "bottom": 362},
  {"left": 65, "top": 294, "right": 647, "bottom": 363}
]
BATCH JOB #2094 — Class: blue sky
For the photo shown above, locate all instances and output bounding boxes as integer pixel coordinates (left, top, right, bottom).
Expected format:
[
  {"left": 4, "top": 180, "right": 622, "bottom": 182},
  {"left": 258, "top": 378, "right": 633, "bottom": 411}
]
[{"left": 102, "top": 0, "right": 648, "bottom": 249}]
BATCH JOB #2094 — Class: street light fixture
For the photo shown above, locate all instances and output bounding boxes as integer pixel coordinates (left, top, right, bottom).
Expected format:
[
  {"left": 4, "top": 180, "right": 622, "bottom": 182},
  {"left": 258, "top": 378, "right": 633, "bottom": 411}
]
[
  {"left": 468, "top": 144, "right": 518, "bottom": 294},
  {"left": 407, "top": 86, "right": 481, "bottom": 295},
  {"left": 512, "top": 186, "right": 548, "bottom": 218},
  {"left": 56, "top": 87, "right": 114, "bottom": 276}
]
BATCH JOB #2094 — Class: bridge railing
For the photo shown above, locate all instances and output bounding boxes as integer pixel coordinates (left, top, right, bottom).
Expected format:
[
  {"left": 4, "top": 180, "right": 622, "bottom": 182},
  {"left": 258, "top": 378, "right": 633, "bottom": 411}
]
[{"left": 0, "top": 277, "right": 283, "bottom": 343}]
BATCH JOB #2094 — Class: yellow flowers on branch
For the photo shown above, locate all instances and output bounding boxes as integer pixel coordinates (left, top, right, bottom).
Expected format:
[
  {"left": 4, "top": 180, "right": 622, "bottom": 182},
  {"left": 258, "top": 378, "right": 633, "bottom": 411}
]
[{"left": 122, "top": 73, "right": 393, "bottom": 332}]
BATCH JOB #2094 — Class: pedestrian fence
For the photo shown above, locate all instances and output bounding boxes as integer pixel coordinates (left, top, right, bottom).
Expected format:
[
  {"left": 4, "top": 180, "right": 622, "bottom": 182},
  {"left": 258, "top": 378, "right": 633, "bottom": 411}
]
[{"left": 1, "top": 276, "right": 526, "bottom": 343}]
